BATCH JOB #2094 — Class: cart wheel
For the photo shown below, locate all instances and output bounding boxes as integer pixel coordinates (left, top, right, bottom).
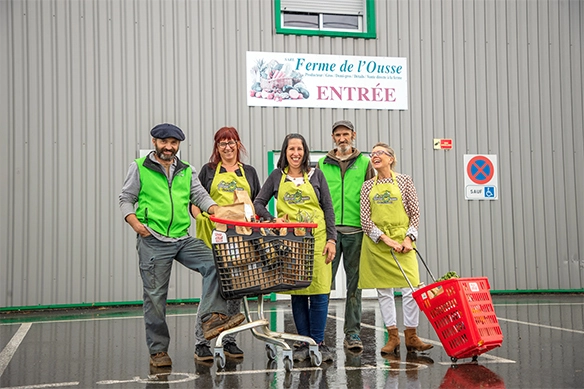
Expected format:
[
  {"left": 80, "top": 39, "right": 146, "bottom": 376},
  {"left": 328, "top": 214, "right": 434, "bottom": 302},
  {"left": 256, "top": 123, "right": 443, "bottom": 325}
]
[
  {"left": 265, "top": 344, "right": 277, "bottom": 360},
  {"left": 472, "top": 355, "right": 478, "bottom": 362},
  {"left": 450, "top": 357, "right": 458, "bottom": 363},
  {"left": 310, "top": 350, "right": 322, "bottom": 367},
  {"left": 283, "top": 356, "right": 293, "bottom": 372},
  {"left": 215, "top": 354, "right": 225, "bottom": 369}
]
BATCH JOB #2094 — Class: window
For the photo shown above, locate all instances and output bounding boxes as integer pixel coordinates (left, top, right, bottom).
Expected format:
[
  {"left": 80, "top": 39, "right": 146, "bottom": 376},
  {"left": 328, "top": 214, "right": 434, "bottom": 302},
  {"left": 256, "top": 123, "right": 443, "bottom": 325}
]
[{"left": 275, "top": 0, "right": 376, "bottom": 39}]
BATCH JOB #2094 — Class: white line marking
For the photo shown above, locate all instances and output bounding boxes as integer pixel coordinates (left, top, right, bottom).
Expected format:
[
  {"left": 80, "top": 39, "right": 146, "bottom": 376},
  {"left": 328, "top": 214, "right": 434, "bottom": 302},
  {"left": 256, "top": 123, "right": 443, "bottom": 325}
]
[
  {"left": 215, "top": 363, "right": 429, "bottom": 375},
  {"left": 0, "top": 382, "right": 79, "bottom": 389},
  {"left": 96, "top": 373, "right": 197, "bottom": 385},
  {"left": 497, "top": 317, "right": 584, "bottom": 334},
  {"left": 0, "top": 323, "right": 33, "bottom": 378}
]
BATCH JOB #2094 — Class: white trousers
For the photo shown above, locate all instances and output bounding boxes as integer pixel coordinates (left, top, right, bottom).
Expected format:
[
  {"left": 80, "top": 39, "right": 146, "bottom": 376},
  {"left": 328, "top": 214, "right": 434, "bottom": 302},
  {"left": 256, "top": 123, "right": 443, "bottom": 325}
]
[{"left": 377, "top": 287, "right": 419, "bottom": 328}]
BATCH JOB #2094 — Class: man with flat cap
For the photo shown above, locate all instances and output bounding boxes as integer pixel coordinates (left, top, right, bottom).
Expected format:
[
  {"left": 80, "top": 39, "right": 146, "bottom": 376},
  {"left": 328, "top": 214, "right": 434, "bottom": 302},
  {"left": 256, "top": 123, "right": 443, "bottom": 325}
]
[
  {"left": 317, "top": 120, "right": 375, "bottom": 352},
  {"left": 119, "top": 123, "right": 244, "bottom": 368}
]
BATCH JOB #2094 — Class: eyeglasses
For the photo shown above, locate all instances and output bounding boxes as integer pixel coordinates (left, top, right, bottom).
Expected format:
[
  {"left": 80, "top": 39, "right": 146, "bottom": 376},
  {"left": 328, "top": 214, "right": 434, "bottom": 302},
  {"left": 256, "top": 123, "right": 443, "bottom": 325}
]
[
  {"left": 218, "top": 140, "right": 237, "bottom": 149},
  {"left": 370, "top": 150, "right": 392, "bottom": 158}
]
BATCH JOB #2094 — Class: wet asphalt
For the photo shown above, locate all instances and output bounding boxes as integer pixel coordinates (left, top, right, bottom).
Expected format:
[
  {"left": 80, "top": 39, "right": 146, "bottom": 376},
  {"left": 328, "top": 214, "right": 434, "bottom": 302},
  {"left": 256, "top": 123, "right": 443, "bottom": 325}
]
[{"left": 0, "top": 294, "right": 583, "bottom": 389}]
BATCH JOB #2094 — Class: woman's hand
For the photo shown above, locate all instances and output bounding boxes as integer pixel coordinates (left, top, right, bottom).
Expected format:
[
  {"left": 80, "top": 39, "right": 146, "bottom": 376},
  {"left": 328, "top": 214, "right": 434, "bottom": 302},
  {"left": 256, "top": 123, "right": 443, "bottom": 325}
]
[
  {"left": 380, "top": 234, "right": 403, "bottom": 252},
  {"left": 402, "top": 236, "right": 414, "bottom": 253},
  {"left": 323, "top": 240, "right": 336, "bottom": 264}
]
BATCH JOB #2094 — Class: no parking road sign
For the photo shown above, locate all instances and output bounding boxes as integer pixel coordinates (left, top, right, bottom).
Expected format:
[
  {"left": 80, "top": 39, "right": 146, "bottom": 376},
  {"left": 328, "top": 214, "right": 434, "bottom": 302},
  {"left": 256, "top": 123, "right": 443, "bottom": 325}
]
[{"left": 464, "top": 155, "right": 498, "bottom": 200}]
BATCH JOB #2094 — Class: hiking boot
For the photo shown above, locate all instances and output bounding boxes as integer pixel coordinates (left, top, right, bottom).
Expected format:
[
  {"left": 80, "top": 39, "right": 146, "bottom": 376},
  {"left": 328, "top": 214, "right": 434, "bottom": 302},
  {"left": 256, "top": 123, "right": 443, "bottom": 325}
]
[
  {"left": 149, "top": 365, "right": 171, "bottom": 380},
  {"left": 150, "top": 351, "right": 172, "bottom": 367},
  {"left": 318, "top": 342, "right": 334, "bottom": 362},
  {"left": 194, "top": 344, "right": 213, "bottom": 362},
  {"left": 224, "top": 342, "right": 244, "bottom": 358},
  {"left": 202, "top": 313, "right": 245, "bottom": 340},
  {"left": 381, "top": 327, "right": 400, "bottom": 355},
  {"left": 293, "top": 342, "right": 309, "bottom": 362},
  {"left": 404, "top": 328, "right": 433, "bottom": 352},
  {"left": 343, "top": 334, "right": 363, "bottom": 352}
]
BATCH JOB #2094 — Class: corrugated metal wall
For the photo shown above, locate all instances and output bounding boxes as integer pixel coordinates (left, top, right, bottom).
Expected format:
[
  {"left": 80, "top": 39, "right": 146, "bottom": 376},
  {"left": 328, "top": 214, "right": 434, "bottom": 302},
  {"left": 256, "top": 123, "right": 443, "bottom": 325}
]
[{"left": 1, "top": 0, "right": 582, "bottom": 308}]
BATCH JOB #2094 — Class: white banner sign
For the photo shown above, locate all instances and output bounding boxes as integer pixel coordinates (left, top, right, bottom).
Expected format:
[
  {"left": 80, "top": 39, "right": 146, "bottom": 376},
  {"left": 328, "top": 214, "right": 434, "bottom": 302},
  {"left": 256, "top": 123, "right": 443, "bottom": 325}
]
[{"left": 247, "top": 51, "right": 408, "bottom": 110}]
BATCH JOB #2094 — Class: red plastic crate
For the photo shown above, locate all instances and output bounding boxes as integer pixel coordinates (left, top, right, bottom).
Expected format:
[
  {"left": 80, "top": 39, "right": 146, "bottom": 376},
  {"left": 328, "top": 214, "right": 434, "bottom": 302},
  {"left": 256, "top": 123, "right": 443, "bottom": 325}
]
[{"left": 413, "top": 277, "right": 503, "bottom": 361}]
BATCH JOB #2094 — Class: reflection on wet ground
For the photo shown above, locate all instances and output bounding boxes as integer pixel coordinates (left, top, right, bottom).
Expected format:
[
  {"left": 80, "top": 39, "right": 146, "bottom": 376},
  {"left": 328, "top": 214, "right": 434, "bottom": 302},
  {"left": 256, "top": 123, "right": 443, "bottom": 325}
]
[{"left": 0, "top": 294, "right": 583, "bottom": 388}]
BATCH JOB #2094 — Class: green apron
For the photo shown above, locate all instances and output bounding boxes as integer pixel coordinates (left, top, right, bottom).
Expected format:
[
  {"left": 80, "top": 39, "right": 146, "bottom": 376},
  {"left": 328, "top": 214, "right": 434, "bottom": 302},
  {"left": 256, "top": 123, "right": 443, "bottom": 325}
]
[
  {"left": 277, "top": 169, "right": 331, "bottom": 295},
  {"left": 195, "top": 162, "right": 251, "bottom": 248},
  {"left": 359, "top": 172, "right": 419, "bottom": 289}
]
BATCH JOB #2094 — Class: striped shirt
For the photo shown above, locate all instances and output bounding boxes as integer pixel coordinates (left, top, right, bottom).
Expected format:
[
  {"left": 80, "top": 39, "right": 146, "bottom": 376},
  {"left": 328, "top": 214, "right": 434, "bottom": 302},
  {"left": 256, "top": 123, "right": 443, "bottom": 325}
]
[{"left": 360, "top": 173, "right": 420, "bottom": 243}]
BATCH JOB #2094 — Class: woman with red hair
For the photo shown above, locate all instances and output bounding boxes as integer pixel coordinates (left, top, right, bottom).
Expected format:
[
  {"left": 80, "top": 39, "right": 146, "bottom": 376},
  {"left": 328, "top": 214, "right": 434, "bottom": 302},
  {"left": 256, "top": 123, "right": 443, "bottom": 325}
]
[{"left": 191, "top": 126, "right": 261, "bottom": 364}]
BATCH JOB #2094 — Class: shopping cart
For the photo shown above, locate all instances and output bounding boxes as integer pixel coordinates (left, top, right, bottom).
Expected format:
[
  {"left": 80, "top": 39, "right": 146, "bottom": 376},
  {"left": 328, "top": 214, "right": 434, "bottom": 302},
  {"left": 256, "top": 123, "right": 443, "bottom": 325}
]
[
  {"left": 208, "top": 216, "right": 323, "bottom": 371},
  {"left": 391, "top": 249, "right": 504, "bottom": 362}
]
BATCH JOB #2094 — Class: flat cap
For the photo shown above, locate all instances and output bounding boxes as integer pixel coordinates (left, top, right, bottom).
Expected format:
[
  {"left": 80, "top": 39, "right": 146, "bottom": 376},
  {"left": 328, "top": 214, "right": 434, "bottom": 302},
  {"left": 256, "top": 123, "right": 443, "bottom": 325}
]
[
  {"left": 150, "top": 123, "right": 185, "bottom": 141},
  {"left": 332, "top": 120, "right": 355, "bottom": 133}
]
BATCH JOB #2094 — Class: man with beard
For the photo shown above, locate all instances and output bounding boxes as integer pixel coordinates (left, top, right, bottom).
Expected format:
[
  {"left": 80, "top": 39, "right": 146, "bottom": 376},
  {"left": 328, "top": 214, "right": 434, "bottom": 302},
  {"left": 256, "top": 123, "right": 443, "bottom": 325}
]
[
  {"left": 119, "top": 123, "right": 244, "bottom": 368},
  {"left": 317, "top": 120, "right": 375, "bottom": 352}
]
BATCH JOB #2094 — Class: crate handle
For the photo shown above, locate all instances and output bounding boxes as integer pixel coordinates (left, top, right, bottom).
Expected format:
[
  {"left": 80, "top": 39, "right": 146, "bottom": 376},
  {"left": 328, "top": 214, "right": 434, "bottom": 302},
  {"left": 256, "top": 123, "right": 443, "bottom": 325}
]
[
  {"left": 390, "top": 248, "right": 437, "bottom": 292},
  {"left": 209, "top": 215, "right": 318, "bottom": 229}
]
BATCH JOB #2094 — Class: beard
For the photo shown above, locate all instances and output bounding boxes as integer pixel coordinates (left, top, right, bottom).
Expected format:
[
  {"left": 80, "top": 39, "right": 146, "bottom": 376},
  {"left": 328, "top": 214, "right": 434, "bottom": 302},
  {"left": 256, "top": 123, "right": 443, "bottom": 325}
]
[
  {"left": 337, "top": 140, "right": 354, "bottom": 154},
  {"left": 155, "top": 146, "right": 177, "bottom": 161}
]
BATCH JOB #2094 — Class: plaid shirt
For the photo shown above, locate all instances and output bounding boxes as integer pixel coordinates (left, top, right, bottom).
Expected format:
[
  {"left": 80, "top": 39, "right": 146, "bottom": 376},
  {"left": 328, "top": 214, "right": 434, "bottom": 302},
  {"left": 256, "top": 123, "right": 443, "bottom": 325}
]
[{"left": 360, "top": 173, "right": 420, "bottom": 243}]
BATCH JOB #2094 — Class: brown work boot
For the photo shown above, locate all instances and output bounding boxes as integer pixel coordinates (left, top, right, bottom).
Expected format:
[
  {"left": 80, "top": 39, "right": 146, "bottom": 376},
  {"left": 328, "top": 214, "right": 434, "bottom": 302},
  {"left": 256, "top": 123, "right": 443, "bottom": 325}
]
[
  {"left": 404, "top": 328, "right": 433, "bottom": 352},
  {"left": 202, "top": 312, "right": 245, "bottom": 340},
  {"left": 381, "top": 327, "right": 401, "bottom": 355},
  {"left": 150, "top": 351, "right": 172, "bottom": 367}
]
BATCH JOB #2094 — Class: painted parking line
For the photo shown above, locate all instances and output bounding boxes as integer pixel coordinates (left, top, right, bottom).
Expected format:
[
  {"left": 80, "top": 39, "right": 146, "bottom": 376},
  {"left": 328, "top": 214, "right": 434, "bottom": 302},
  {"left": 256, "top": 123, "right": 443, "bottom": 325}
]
[
  {"left": 497, "top": 317, "right": 584, "bottom": 334},
  {"left": 0, "top": 323, "right": 32, "bottom": 378},
  {"left": 0, "top": 383, "right": 79, "bottom": 389}
]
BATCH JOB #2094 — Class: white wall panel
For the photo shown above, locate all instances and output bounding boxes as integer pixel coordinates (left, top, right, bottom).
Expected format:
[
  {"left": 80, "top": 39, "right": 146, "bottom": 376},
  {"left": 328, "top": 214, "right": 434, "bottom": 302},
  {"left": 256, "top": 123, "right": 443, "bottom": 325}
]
[{"left": 1, "top": 0, "right": 582, "bottom": 308}]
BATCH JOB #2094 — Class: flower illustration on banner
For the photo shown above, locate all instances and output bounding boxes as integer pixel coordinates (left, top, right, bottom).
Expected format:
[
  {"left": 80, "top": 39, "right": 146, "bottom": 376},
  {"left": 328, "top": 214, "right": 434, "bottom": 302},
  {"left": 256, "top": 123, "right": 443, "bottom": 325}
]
[{"left": 249, "top": 58, "right": 310, "bottom": 102}]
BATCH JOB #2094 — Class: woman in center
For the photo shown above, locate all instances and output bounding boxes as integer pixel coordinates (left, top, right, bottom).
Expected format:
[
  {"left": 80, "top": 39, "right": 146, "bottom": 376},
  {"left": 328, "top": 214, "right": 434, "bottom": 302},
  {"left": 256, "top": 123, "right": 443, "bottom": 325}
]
[{"left": 253, "top": 133, "right": 337, "bottom": 363}]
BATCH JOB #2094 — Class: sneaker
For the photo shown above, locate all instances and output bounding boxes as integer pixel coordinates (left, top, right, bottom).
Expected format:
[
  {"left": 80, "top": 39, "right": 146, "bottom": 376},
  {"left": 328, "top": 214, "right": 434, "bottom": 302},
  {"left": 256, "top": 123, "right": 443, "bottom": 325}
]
[
  {"left": 150, "top": 351, "right": 172, "bottom": 367},
  {"left": 344, "top": 334, "right": 363, "bottom": 352},
  {"left": 293, "top": 342, "right": 309, "bottom": 362},
  {"left": 194, "top": 344, "right": 213, "bottom": 362},
  {"left": 202, "top": 313, "right": 245, "bottom": 340},
  {"left": 224, "top": 342, "right": 244, "bottom": 358},
  {"left": 318, "top": 342, "right": 334, "bottom": 362}
]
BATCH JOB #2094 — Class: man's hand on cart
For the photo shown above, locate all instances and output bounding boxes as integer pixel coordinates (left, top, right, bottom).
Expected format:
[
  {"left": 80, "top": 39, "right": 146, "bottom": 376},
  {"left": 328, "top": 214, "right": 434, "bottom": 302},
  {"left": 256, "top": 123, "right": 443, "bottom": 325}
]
[{"left": 323, "top": 240, "right": 336, "bottom": 264}]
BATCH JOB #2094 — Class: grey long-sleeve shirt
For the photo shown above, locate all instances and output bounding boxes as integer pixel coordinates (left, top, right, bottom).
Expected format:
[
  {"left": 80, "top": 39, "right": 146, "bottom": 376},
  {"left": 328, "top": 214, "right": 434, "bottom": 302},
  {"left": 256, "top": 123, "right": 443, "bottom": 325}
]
[{"left": 119, "top": 152, "right": 216, "bottom": 241}]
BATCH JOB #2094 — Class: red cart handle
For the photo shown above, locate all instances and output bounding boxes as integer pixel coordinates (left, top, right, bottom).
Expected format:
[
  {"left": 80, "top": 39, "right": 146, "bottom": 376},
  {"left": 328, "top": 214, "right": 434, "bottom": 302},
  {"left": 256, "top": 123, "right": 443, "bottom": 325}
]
[{"left": 209, "top": 215, "right": 317, "bottom": 229}]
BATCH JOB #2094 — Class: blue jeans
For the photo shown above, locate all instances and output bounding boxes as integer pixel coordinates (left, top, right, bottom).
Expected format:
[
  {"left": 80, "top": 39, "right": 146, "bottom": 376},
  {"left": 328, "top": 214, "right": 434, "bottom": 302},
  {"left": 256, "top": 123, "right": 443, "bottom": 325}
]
[
  {"left": 291, "top": 294, "right": 329, "bottom": 344},
  {"left": 330, "top": 231, "right": 363, "bottom": 336},
  {"left": 137, "top": 234, "right": 229, "bottom": 354}
]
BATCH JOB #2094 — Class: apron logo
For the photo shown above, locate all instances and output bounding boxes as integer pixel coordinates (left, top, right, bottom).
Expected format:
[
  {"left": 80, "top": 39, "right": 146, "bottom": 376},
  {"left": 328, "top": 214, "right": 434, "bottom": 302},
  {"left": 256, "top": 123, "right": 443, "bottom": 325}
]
[
  {"left": 283, "top": 189, "right": 310, "bottom": 204},
  {"left": 217, "top": 180, "right": 242, "bottom": 192},
  {"left": 373, "top": 190, "right": 398, "bottom": 204}
]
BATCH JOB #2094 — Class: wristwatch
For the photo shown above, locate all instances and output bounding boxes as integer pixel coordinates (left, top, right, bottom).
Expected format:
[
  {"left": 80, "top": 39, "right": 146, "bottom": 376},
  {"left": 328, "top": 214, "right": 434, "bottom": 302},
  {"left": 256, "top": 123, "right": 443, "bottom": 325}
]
[{"left": 406, "top": 234, "right": 416, "bottom": 241}]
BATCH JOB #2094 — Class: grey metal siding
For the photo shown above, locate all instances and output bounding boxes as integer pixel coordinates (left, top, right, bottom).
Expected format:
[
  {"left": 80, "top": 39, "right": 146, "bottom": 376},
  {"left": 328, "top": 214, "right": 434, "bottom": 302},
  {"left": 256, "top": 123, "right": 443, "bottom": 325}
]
[{"left": 1, "top": 0, "right": 582, "bottom": 308}]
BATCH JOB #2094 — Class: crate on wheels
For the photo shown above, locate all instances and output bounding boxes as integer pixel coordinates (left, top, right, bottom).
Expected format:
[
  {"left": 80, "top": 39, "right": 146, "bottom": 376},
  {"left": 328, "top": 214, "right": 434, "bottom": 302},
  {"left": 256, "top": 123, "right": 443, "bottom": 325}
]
[
  {"left": 208, "top": 216, "right": 323, "bottom": 371},
  {"left": 413, "top": 277, "right": 504, "bottom": 362},
  {"left": 391, "top": 249, "right": 503, "bottom": 362}
]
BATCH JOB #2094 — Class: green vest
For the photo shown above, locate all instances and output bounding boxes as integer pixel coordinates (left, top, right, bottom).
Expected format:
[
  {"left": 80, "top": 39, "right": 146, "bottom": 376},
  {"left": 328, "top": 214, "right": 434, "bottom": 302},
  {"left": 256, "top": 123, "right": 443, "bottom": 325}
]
[
  {"left": 135, "top": 156, "right": 193, "bottom": 238},
  {"left": 318, "top": 153, "right": 369, "bottom": 228}
]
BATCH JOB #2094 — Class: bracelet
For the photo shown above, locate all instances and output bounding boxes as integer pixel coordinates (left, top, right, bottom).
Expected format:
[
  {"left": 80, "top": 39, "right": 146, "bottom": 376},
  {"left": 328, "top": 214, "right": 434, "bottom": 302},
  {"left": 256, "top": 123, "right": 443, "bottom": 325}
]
[{"left": 327, "top": 239, "right": 336, "bottom": 244}]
